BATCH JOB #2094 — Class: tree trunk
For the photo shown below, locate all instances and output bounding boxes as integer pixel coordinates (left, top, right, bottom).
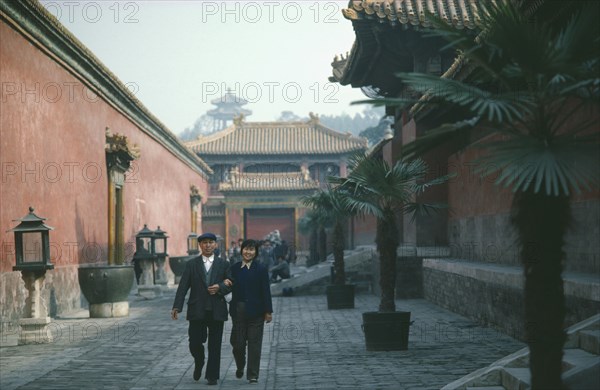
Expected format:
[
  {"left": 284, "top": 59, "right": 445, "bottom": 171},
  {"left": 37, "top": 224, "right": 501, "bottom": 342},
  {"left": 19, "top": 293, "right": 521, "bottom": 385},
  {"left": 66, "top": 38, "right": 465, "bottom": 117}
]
[
  {"left": 318, "top": 226, "right": 327, "bottom": 263},
  {"left": 333, "top": 219, "right": 346, "bottom": 285},
  {"left": 376, "top": 211, "right": 399, "bottom": 312},
  {"left": 512, "top": 190, "right": 570, "bottom": 390},
  {"left": 307, "top": 228, "right": 318, "bottom": 267}
]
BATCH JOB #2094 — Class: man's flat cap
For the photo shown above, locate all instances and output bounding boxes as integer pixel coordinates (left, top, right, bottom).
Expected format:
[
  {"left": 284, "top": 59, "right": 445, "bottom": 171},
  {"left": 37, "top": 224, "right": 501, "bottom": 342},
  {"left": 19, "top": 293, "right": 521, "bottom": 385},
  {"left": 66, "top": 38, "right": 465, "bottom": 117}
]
[{"left": 197, "top": 232, "right": 217, "bottom": 242}]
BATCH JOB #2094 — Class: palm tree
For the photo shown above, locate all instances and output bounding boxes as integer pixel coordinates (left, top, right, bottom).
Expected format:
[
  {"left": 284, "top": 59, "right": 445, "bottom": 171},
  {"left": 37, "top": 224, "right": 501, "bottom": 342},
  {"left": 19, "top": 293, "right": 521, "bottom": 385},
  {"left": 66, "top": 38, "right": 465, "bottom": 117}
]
[
  {"left": 331, "top": 155, "right": 449, "bottom": 311},
  {"left": 299, "top": 204, "right": 332, "bottom": 264},
  {"left": 360, "top": 2, "right": 599, "bottom": 387},
  {"left": 297, "top": 211, "right": 320, "bottom": 267},
  {"left": 302, "top": 189, "right": 350, "bottom": 285}
]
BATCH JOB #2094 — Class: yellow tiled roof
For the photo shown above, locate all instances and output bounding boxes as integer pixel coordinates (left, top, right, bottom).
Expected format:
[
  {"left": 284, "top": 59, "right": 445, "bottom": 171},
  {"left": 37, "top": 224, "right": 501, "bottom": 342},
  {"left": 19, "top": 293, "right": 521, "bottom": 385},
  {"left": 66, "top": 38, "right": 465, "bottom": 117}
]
[
  {"left": 218, "top": 170, "right": 320, "bottom": 192},
  {"left": 342, "top": 0, "right": 483, "bottom": 29},
  {"left": 186, "top": 119, "right": 367, "bottom": 155}
]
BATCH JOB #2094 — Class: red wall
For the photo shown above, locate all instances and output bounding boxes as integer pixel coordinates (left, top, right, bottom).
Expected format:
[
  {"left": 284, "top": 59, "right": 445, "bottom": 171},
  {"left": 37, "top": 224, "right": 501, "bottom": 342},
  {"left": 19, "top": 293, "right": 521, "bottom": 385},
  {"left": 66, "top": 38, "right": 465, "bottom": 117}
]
[{"left": 0, "top": 22, "right": 209, "bottom": 271}]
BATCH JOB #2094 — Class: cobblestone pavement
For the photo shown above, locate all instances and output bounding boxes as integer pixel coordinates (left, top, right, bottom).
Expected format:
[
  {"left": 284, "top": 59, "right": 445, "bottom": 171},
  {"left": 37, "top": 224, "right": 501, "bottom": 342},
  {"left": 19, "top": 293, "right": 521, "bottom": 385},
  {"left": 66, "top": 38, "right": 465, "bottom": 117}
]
[{"left": 0, "top": 289, "right": 524, "bottom": 390}]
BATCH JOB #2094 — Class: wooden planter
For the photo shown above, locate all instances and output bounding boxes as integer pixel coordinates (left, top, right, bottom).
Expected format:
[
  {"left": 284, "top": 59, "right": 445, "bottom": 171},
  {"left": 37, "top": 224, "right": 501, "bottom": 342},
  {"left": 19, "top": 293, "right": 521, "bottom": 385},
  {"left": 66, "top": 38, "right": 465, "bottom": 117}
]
[{"left": 361, "top": 311, "right": 411, "bottom": 351}]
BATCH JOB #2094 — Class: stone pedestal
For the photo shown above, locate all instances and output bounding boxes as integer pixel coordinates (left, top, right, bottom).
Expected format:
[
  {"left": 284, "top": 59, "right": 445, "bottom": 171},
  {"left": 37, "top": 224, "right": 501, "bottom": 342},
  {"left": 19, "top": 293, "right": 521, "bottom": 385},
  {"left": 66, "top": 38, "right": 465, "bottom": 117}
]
[
  {"left": 154, "top": 256, "right": 168, "bottom": 286},
  {"left": 138, "top": 258, "right": 155, "bottom": 285},
  {"left": 137, "top": 257, "right": 164, "bottom": 298},
  {"left": 19, "top": 317, "right": 53, "bottom": 344},
  {"left": 18, "top": 269, "right": 54, "bottom": 345},
  {"left": 89, "top": 302, "right": 129, "bottom": 318},
  {"left": 138, "top": 285, "right": 164, "bottom": 299}
]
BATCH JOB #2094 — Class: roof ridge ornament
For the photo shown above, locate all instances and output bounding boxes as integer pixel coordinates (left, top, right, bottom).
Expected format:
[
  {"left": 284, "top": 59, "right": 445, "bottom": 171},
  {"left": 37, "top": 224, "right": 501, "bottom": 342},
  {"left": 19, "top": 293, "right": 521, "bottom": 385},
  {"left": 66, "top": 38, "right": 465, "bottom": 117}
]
[
  {"left": 307, "top": 112, "right": 320, "bottom": 126},
  {"left": 233, "top": 113, "right": 245, "bottom": 127}
]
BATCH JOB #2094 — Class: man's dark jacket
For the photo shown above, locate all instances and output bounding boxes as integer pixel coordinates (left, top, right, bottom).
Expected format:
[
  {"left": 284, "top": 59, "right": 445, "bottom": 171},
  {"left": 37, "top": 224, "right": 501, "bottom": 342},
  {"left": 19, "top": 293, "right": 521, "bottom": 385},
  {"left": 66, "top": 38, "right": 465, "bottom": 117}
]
[
  {"left": 229, "top": 260, "right": 273, "bottom": 319},
  {"left": 173, "top": 255, "right": 232, "bottom": 321}
]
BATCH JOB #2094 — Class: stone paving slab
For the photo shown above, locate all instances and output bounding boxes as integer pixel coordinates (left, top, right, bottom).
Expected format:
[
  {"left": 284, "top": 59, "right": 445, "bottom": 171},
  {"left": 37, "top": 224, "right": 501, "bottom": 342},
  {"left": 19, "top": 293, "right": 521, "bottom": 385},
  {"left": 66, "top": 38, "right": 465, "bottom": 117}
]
[{"left": 0, "top": 288, "right": 524, "bottom": 390}]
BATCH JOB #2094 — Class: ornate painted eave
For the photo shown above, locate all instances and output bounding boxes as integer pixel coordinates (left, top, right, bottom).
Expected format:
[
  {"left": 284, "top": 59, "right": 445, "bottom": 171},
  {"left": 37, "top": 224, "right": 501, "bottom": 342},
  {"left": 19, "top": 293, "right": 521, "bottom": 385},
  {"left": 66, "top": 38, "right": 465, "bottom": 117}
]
[
  {"left": 105, "top": 128, "right": 141, "bottom": 172},
  {"left": 218, "top": 168, "right": 320, "bottom": 193},
  {"left": 185, "top": 115, "right": 368, "bottom": 156},
  {"left": 342, "top": 0, "right": 483, "bottom": 29},
  {"left": 330, "top": 0, "right": 486, "bottom": 88},
  {"left": 0, "top": 0, "right": 212, "bottom": 177}
]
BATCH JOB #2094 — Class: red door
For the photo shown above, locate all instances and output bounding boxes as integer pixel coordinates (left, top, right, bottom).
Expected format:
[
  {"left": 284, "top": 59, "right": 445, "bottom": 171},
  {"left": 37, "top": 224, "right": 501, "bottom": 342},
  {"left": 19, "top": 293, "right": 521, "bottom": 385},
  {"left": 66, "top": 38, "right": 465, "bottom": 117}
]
[{"left": 244, "top": 208, "right": 295, "bottom": 243}]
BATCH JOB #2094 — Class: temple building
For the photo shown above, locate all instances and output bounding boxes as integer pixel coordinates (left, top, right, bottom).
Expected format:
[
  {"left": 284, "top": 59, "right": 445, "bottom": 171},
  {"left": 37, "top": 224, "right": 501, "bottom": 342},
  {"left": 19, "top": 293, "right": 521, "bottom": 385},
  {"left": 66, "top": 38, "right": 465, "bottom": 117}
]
[{"left": 185, "top": 112, "right": 368, "bottom": 252}]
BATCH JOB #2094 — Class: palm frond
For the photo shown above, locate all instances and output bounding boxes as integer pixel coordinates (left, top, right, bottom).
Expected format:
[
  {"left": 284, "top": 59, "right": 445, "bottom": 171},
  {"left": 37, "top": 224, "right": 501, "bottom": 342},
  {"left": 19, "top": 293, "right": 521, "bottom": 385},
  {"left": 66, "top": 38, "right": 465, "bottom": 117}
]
[
  {"left": 403, "top": 202, "right": 448, "bottom": 224},
  {"left": 476, "top": 136, "right": 600, "bottom": 196},
  {"left": 394, "top": 73, "right": 533, "bottom": 123},
  {"left": 401, "top": 117, "right": 479, "bottom": 160}
]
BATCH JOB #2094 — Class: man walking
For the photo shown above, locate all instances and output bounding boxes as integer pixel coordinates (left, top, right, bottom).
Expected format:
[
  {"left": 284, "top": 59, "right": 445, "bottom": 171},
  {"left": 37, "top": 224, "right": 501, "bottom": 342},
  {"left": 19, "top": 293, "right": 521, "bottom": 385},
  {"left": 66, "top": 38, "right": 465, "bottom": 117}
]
[{"left": 171, "top": 232, "right": 232, "bottom": 385}]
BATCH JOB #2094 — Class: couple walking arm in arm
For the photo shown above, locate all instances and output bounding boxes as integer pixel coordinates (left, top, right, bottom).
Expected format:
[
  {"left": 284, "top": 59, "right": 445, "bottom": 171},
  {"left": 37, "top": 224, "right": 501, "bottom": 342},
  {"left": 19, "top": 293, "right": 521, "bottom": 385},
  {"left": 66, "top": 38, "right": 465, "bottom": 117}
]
[{"left": 171, "top": 234, "right": 273, "bottom": 385}]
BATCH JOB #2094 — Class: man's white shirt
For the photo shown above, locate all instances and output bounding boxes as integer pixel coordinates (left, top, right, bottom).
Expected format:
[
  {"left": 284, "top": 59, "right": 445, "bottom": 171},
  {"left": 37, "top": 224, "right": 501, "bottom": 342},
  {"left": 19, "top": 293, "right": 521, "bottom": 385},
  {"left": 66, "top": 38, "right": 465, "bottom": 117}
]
[{"left": 202, "top": 254, "right": 214, "bottom": 272}]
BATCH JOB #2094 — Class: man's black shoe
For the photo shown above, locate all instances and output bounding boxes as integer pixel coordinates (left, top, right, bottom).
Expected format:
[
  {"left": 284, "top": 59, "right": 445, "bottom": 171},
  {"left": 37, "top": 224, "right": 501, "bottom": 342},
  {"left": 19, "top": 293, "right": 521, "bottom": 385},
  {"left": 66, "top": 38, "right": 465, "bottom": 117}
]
[
  {"left": 249, "top": 378, "right": 258, "bottom": 384},
  {"left": 207, "top": 378, "right": 218, "bottom": 385},
  {"left": 193, "top": 359, "right": 203, "bottom": 381},
  {"left": 236, "top": 368, "right": 244, "bottom": 378}
]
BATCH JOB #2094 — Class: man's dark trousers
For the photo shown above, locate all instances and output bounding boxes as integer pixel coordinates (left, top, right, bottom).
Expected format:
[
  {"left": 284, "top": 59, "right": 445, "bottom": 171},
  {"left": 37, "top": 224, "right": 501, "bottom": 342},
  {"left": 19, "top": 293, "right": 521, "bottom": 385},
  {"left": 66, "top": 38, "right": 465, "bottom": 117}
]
[
  {"left": 189, "top": 310, "right": 224, "bottom": 380},
  {"left": 230, "top": 302, "right": 264, "bottom": 380},
  {"left": 173, "top": 255, "right": 231, "bottom": 382}
]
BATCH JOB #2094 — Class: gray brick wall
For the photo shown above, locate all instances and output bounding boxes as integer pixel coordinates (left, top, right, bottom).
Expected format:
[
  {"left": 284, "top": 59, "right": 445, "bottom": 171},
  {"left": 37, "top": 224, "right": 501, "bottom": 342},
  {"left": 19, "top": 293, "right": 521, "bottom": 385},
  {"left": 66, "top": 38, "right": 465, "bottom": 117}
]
[
  {"left": 448, "top": 199, "right": 599, "bottom": 273},
  {"left": 424, "top": 267, "right": 526, "bottom": 339},
  {"left": 423, "top": 265, "right": 600, "bottom": 341}
]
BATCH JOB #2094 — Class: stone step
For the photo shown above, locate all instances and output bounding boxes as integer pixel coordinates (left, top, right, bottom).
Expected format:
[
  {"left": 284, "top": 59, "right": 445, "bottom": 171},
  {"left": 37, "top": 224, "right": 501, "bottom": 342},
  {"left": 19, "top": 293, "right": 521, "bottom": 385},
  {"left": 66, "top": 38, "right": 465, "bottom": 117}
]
[
  {"left": 563, "top": 348, "right": 600, "bottom": 389},
  {"left": 466, "top": 387, "right": 506, "bottom": 390},
  {"left": 397, "top": 245, "right": 451, "bottom": 257},
  {"left": 501, "top": 367, "right": 530, "bottom": 390},
  {"left": 579, "top": 329, "right": 600, "bottom": 355},
  {"left": 270, "top": 247, "right": 375, "bottom": 296},
  {"left": 444, "top": 315, "right": 600, "bottom": 390}
]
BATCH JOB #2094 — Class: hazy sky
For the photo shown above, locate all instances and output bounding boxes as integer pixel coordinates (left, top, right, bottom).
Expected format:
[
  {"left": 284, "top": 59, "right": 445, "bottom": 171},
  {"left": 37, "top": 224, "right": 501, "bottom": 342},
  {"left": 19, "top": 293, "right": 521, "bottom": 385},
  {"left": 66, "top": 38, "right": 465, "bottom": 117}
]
[{"left": 39, "top": 0, "right": 368, "bottom": 134}]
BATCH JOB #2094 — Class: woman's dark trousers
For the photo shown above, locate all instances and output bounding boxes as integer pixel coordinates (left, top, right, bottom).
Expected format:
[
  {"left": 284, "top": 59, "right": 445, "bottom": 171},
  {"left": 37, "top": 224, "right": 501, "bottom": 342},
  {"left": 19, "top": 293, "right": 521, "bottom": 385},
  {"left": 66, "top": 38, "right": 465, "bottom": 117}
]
[{"left": 230, "top": 303, "right": 265, "bottom": 380}]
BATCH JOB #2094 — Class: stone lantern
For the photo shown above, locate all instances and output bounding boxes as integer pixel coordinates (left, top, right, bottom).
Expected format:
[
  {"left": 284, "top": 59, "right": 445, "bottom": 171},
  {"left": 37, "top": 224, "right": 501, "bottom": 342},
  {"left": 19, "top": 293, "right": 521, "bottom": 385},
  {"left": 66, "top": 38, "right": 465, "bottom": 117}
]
[
  {"left": 152, "top": 226, "right": 168, "bottom": 287},
  {"left": 7, "top": 207, "right": 54, "bottom": 344},
  {"left": 133, "top": 225, "right": 161, "bottom": 298},
  {"left": 187, "top": 232, "right": 199, "bottom": 255}
]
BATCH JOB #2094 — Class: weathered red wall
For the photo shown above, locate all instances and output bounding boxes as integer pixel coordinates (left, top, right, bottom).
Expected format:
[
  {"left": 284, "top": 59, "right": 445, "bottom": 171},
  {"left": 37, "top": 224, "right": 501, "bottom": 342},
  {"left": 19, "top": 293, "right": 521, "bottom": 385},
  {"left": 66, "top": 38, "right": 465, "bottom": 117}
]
[{"left": 0, "top": 21, "right": 209, "bottom": 320}]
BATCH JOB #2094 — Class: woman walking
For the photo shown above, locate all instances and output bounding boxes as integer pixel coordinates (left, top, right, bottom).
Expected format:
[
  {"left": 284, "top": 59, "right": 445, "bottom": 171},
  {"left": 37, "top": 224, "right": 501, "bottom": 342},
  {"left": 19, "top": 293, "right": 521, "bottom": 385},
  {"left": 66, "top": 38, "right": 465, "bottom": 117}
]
[{"left": 229, "top": 239, "right": 273, "bottom": 384}]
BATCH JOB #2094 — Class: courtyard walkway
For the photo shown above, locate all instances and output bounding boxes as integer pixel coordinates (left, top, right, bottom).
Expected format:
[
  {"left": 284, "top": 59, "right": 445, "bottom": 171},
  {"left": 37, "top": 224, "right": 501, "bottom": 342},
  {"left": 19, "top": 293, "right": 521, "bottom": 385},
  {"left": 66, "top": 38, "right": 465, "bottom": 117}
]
[{"left": 0, "top": 289, "right": 523, "bottom": 390}]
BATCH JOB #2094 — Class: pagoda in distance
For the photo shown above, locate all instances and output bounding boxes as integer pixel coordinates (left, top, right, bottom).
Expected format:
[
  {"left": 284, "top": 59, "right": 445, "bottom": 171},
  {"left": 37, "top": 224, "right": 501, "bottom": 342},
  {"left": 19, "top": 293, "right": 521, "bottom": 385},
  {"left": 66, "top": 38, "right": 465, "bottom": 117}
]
[{"left": 207, "top": 89, "right": 252, "bottom": 130}]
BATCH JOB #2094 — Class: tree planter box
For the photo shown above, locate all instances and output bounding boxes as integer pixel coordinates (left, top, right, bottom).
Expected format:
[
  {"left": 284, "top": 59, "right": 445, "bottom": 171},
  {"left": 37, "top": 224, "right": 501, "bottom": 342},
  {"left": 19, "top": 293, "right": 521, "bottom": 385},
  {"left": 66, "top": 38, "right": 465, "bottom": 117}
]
[
  {"left": 326, "top": 284, "right": 355, "bottom": 309},
  {"left": 362, "top": 311, "right": 411, "bottom": 351},
  {"left": 78, "top": 265, "right": 134, "bottom": 318}
]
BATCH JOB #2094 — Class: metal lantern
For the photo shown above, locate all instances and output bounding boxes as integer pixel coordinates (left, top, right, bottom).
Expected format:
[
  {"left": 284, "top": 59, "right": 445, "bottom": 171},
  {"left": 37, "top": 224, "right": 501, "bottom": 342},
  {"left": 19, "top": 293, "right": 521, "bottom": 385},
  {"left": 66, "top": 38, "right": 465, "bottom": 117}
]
[
  {"left": 8, "top": 207, "right": 54, "bottom": 271},
  {"left": 152, "top": 226, "right": 168, "bottom": 257},
  {"left": 187, "top": 232, "right": 199, "bottom": 255},
  {"left": 134, "top": 224, "right": 155, "bottom": 259}
]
